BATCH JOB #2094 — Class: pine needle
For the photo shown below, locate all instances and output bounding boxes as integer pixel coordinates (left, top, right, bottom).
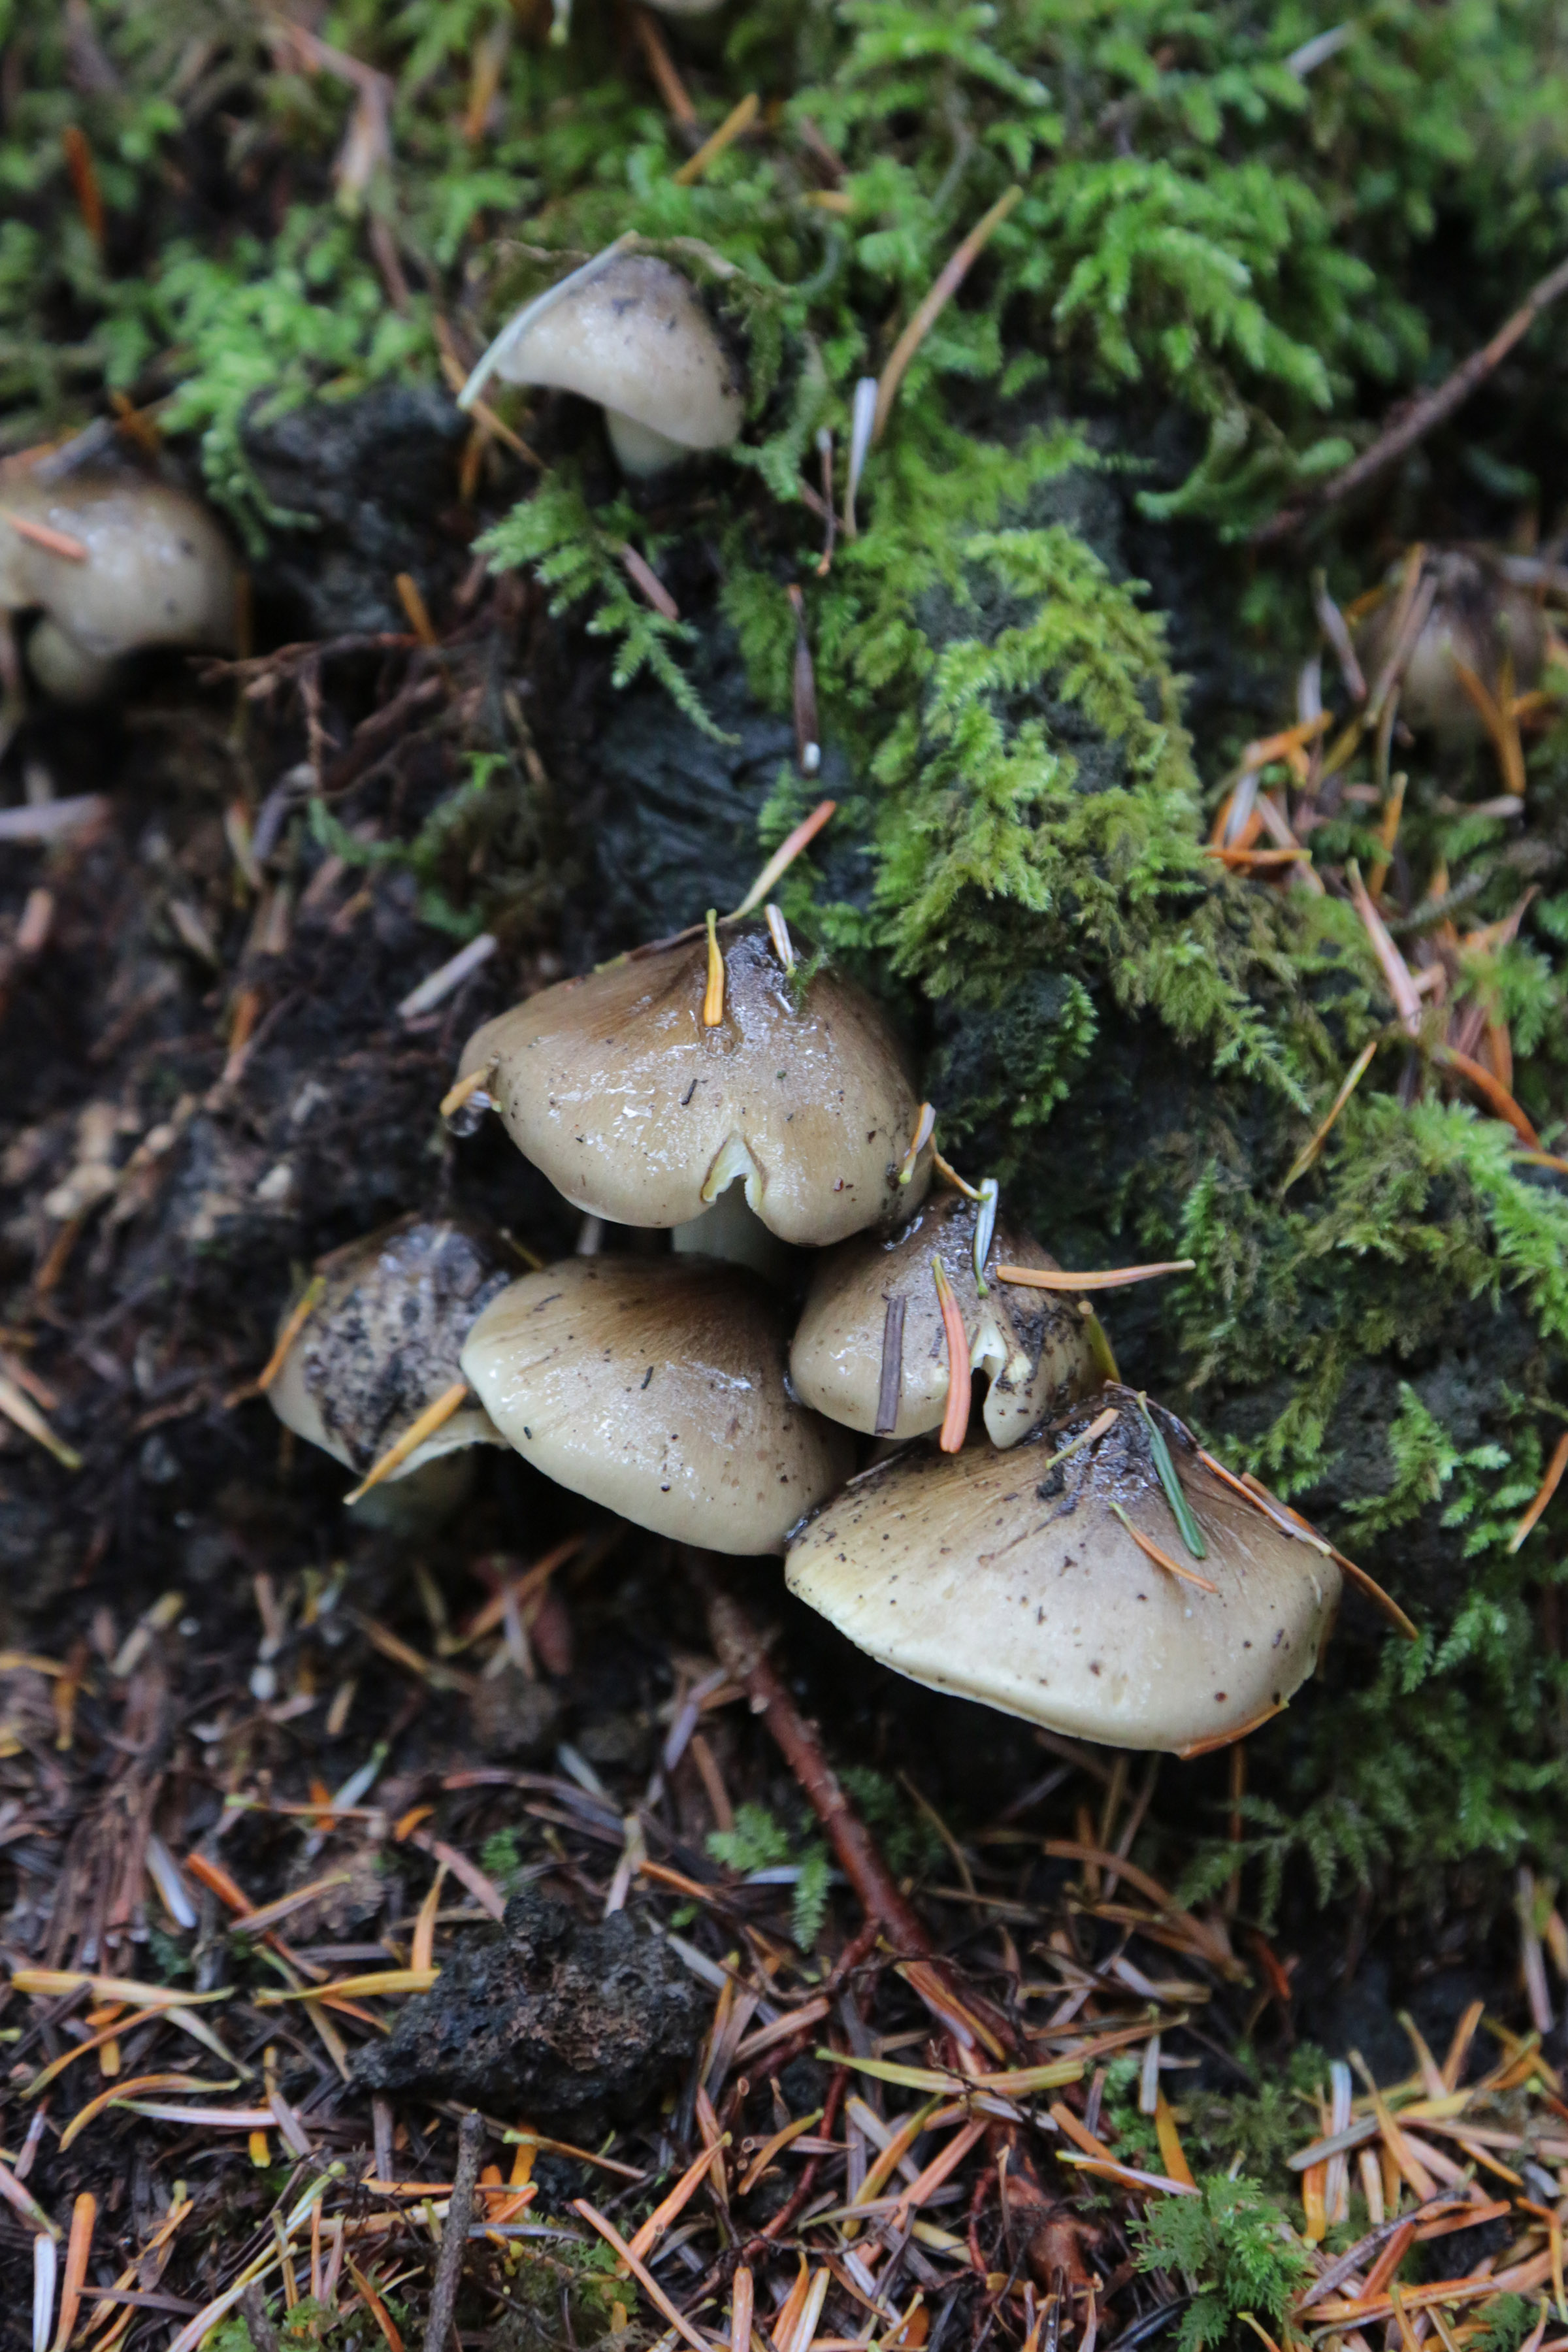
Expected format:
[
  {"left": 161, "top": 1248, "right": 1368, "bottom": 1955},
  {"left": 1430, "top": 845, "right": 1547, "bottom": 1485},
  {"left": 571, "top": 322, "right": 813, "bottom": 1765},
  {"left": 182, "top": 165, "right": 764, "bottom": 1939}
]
[
  {"left": 343, "top": 1382, "right": 470, "bottom": 1504},
  {"left": 932, "top": 1260, "right": 970, "bottom": 1454},
  {"left": 996, "top": 1259, "right": 1194, "bottom": 1292},
  {"left": 672, "top": 91, "right": 759, "bottom": 188},
  {"left": 1509, "top": 1431, "right": 1568, "bottom": 1553},
  {"left": 730, "top": 799, "right": 836, "bottom": 917},
  {"left": 873, "top": 187, "right": 1023, "bottom": 441},
  {"left": 1109, "top": 1503, "right": 1220, "bottom": 1594},
  {"left": 1281, "top": 1041, "right": 1379, "bottom": 1194},
  {"left": 702, "top": 909, "right": 726, "bottom": 1026},
  {"left": 254, "top": 1275, "right": 327, "bottom": 1395}
]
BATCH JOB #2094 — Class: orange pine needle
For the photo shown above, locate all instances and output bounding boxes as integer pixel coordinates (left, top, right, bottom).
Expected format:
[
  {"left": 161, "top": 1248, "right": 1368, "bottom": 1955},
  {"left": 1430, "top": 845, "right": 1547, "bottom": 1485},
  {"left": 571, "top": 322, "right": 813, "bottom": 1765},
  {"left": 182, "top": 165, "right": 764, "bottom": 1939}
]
[
  {"left": 343, "top": 1381, "right": 470, "bottom": 1504},
  {"left": 900, "top": 1100, "right": 936, "bottom": 1185},
  {"left": 874, "top": 187, "right": 1024, "bottom": 440},
  {"left": 61, "top": 125, "right": 105, "bottom": 248},
  {"left": 439, "top": 1062, "right": 495, "bottom": 1120},
  {"left": 731, "top": 799, "right": 836, "bottom": 917},
  {"left": 672, "top": 91, "right": 759, "bottom": 189},
  {"left": 702, "top": 908, "right": 726, "bottom": 1026},
  {"left": 996, "top": 1258, "right": 1194, "bottom": 1292},
  {"left": 1109, "top": 1505, "right": 1219, "bottom": 1595},
  {"left": 52, "top": 2192, "right": 96, "bottom": 2351},
  {"left": 1433, "top": 1043, "right": 1539, "bottom": 1145},
  {"left": 255, "top": 1275, "right": 326, "bottom": 1395},
  {"left": 1509, "top": 1431, "right": 1568, "bottom": 1554},
  {"left": 393, "top": 572, "right": 438, "bottom": 645},
  {"left": 931, "top": 1259, "right": 971, "bottom": 1453},
  {"left": 1177, "top": 1701, "right": 1284, "bottom": 1759},
  {"left": 0, "top": 506, "right": 88, "bottom": 561}
]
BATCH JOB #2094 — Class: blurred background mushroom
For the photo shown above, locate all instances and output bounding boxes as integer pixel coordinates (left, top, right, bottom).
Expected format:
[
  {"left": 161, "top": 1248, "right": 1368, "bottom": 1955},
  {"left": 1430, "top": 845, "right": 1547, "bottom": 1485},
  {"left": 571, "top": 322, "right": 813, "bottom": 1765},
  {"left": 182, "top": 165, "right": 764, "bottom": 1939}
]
[
  {"left": 1353, "top": 547, "right": 1545, "bottom": 745},
  {"left": 791, "top": 1188, "right": 1102, "bottom": 1445},
  {"left": 266, "top": 1213, "right": 514, "bottom": 1526},
  {"left": 0, "top": 449, "right": 238, "bottom": 704},
  {"left": 786, "top": 1386, "right": 1342, "bottom": 1752},
  {"left": 461, "top": 250, "right": 743, "bottom": 479},
  {"left": 459, "top": 1254, "right": 854, "bottom": 1554},
  {"left": 457, "top": 917, "right": 928, "bottom": 1245}
]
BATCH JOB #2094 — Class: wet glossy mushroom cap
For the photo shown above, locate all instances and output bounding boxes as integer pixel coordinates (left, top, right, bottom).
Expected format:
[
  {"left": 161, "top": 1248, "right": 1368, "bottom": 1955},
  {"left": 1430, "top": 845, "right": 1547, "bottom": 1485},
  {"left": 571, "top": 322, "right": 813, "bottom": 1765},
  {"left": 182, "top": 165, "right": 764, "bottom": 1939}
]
[
  {"left": 1356, "top": 551, "right": 1544, "bottom": 744},
  {"left": 459, "top": 1255, "right": 855, "bottom": 1555},
  {"left": 457, "top": 920, "right": 929, "bottom": 1247},
  {"left": 269, "top": 1213, "right": 512, "bottom": 1480},
  {"left": 0, "top": 468, "right": 238, "bottom": 702},
  {"left": 791, "top": 1192, "right": 1099, "bottom": 1446},
  {"left": 484, "top": 253, "right": 743, "bottom": 477},
  {"left": 786, "top": 1388, "right": 1341, "bottom": 1752}
]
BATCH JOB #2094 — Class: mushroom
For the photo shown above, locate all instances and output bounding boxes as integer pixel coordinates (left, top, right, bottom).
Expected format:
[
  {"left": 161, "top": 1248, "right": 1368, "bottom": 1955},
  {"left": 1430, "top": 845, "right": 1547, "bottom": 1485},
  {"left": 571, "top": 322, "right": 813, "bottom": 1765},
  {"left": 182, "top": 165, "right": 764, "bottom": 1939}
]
[
  {"left": 456, "top": 919, "right": 930, "bottom": 1247},
  {"left": 267, "top": 1214, "right": 513, "bottom": 1485},
  {"left": 1355, "top": 550, "right": 1544, "bottom": 745},
  {"left": 790, "top": 1190, "right": 1100, "bottom": 1446},
  {"left": 0, "top": 461, "right": 238, "bottom": 703},
  {"left": 462, "top": 251, "right": 743, "bottom": 478},
  {"left": 459, "top": 1255, "right": 855, "bottom": 1555},
  {"left": 785, "top": 1388, "right": 1341, "bottom": 1752}
]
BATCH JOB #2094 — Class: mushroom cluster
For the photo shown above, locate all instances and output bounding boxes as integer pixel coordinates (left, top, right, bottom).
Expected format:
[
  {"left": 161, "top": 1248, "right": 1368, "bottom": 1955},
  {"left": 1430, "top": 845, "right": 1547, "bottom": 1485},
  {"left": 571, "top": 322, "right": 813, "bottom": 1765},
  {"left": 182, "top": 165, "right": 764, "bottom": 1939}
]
[{"left": 267, "top": 903, "right": 1343, "bottom": 1752}]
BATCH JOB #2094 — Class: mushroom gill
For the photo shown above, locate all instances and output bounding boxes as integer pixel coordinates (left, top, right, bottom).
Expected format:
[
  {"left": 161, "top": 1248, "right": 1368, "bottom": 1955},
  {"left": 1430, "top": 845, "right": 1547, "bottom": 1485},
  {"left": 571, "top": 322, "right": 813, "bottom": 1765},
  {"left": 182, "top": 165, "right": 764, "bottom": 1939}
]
[
  {"left": 785, "top": 1388, "right": 1341, "bottom": 1752},
  {"left": 457, "top": 919, "right": 930, "bottom": 1247},
  {"left": 790, "top": 1189, "right": 1100, "bottom": 1446},
  {"left": 459, "top": 1254, "right": 855, "bottom": 1556}
]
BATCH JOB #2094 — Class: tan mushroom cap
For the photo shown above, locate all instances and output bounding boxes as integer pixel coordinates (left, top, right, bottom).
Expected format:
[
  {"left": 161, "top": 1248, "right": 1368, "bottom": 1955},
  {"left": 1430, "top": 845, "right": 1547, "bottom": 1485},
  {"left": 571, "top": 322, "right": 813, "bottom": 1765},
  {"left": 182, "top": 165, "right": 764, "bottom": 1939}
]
[
  {"left": 458, "top": 921, "right": 930, "bottom": 1247},
  {"left": 1356, "top": 551, "right": 1543, "bottom": 744},
  {"left": 791, "top": 1191, "right": 1099, "bottom": 1446},
  {"left": 269, "top": 1214, "right": 512, "bottom": 1481},
  {"left": 0, "top": 468, "right": 237, "bottom": 702},
  {"left": 489, "top": 254, "right": 743, "bottom": 477},
  {"left": 460, "top": 1255, "right": 855, "bottom": 1556},
  {"left": 786, "top": 1388, "right": 1341, "bottom": 1752}
]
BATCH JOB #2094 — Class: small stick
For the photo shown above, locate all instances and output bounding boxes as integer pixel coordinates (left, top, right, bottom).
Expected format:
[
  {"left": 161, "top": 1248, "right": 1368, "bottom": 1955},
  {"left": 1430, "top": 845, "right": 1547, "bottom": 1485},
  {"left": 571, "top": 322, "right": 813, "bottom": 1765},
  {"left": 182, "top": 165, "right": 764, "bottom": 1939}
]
[
  {"left": 874, "top": 1296, "right": 906, "bottom": 1437},
  {"left": 1256, "top": 248, "right": 1568, "bottom": 542},
  {"left": 255, "top": 1275, "right": 327, "bottom": 1395},
  {"left": 672, "top": 91, "right": 759, "bottom": 188},
  {"left": 620, "top": 544, "right": 679, "bottom": 621},
  {"left": 423, "top": 2112, "right": 483, "bottom": 2352},
  {"left": 1509, "top": 1431, "right": 1568, "bottom": 1553},
  {"left": 704, "top": 1586, "right": 933, "bottom": 1957},
  {"left": 394, "top": 573, "right": 438, "bottom": 647},
  {"left": 815, "top": 429, "right": 836, "bottom": 576},
  {"left": 995, "top": 1258, "right": 1194, "bottom": 1292},
  {"left": 730, "top": 798, "right": 835, "bottom": 917},
  {"left": 344, "top": 1382, "right": 470, "bottom": 1505},
  {"left": 240, "top": 2286, "right": 282, "bottom": 2352},
  {"left": 873, "top": 187, "right": 1024, "bottom": 442},
  {"left": 932, "top": 1261, "right": 970, "bottom": 1454},
  {"left": 702, "top": 909, "right": 725, "bottom": 1026}
]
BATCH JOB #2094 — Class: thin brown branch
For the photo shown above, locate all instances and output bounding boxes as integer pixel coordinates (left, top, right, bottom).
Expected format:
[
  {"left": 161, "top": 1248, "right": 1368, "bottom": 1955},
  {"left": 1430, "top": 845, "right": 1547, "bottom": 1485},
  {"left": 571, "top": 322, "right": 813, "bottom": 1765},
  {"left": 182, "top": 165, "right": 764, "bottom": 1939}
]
[{"left": 423, "top": 2111, "right": 483, "bottom": 2352}]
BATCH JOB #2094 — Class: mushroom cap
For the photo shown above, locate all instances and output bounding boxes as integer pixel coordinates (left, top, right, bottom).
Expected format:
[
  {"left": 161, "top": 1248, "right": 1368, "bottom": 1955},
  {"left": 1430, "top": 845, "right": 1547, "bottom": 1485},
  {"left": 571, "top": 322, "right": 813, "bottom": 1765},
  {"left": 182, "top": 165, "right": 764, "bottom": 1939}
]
[
  {"left": 269, "top": 1213, "right": 512, "bottom": 1480},
  {"left": 0, "top": 471, "right": 238, "bottom": 664},
  {"left": 785, "top": 1388, "right": 1341, "bottom": 1752},
  {"left": 1356, "top": 552, "right": 1543, "bottom": 743},
  {"left": 791, "top": 1192, "right": 1099, "bottom": 1446},
  {"left": 491, "top": 254, "right": 742, "bottom": 457},
  {"left": 458, "top": 921, "right": 930, "bottom": 1247},
  {"left": 459, "top": 1254, "right": 855, "bottom": 1556}
]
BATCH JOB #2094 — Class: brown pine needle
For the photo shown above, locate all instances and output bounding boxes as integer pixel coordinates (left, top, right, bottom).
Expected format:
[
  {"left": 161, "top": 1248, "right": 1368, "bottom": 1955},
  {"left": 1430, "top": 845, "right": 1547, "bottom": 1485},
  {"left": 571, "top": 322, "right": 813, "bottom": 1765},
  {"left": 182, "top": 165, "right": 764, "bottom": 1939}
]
[
  {"left": 873, "top": 186, "right": 1023, "bottom": 442},
  {"left": 1509, "top": 1432, "right": 1568, "bottom": 1553},
  {"left": 1454, "top": 658, "right": 1527, "bottom": 797},
  {"left": 702, "top": 909, "right": 726, "bottom": 1026},
  {"left": 0, "top": 505, "right": 88, "bottom": 561},
  {"left": 1367, "top": 769, "right": 1407, "bottom": 904},
  {"left": 900, "top": 1100, "right": 936, "bottom": 1185},
  {"left": 1328, "top": 1547, "right": 1421, "bottom": 1642},
  {"left": 0, "top": 1371, "right": 80, "bottom": 1469},
  {"left": 630, "top": 7, "right": 696, "bottom": 125},
  {"left": 996, "top": 1258, "right": 1194, "bottom": 1292},
  {"left": 731, "top": 798, "right": 836, "bottom": 917},
  {"left": 1109, "top": 1503, "right": 1219, "bottom": 1594},
  {"left": 255, "top": 1275, "right": 327, "bottom": 1395},
  {"left": 875, "top": 1295, "right": 906, "bottom": 1438},
  {"left": 626, "top": 2134, "right": 728, "bottom": 2263},
  {"left": 1177, "top": 1701, "right": 1284, "bottom": 1759},
  {"left": 573, "top": 2201, "right": 710, "bottom": 2352},
  {"left": 1433, "top": 1043, "right": 1539, "bottom": 1145},
  {"left": 344, "top": 1382, "right": 470, "bottom": 1505},
  {"left": 1347, "top": 860, "right": 1422, "bottom": 1037},
  {"left": 672, "top": 91, "right": 759, "bottom": 188},
  {"left": 620, "top": 544, "right": 679, "bottom": 621},
  {"left": 932, "top": 1260, "right": 970, "bottom": 1454},
  {"left": 61, "top": 123, "right": 105, "bottom": 247},
  {"left": 1282, "top": 1040, "right": 1379, "bottom": 1194},
  {"left": 393, "top": 572, "right": 438, "bottom": 645}
]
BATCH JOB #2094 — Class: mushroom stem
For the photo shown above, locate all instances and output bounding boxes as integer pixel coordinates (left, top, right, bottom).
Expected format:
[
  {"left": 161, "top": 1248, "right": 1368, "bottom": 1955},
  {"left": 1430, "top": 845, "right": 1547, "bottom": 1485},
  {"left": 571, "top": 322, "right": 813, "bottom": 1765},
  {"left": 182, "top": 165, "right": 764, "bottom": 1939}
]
[
  {"left": 604, "top": 407, "right": 691, "bottom": 478},
  {"left": 344, "top": 1380, "right": 471, "bottom": 1505}
]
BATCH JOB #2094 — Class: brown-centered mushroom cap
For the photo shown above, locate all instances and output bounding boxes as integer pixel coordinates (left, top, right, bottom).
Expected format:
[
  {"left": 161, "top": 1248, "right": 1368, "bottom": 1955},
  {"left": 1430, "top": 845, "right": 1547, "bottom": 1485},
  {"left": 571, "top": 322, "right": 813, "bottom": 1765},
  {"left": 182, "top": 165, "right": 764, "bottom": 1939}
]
[
  {"left": 457, "top": 921, "right": 929, "bottom": 1247},
  {"left": 790, "top": 1191, "right": 1099, "bottom": 1446},
  {"left": 482, "top": 253, "right": 743, "bottom": 478},
  {"left": 459, "top": 1255, "right": 855, "bottom": 1556},
  {"left": 785, "top": 1387, "right": 1341, "bottom": 1752},
  {"left": 0, "top": 465, "right": 237, "bottom": 702},
  {"left": 268, "top": 1214, "right": 512, "bottom": 1480}
]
